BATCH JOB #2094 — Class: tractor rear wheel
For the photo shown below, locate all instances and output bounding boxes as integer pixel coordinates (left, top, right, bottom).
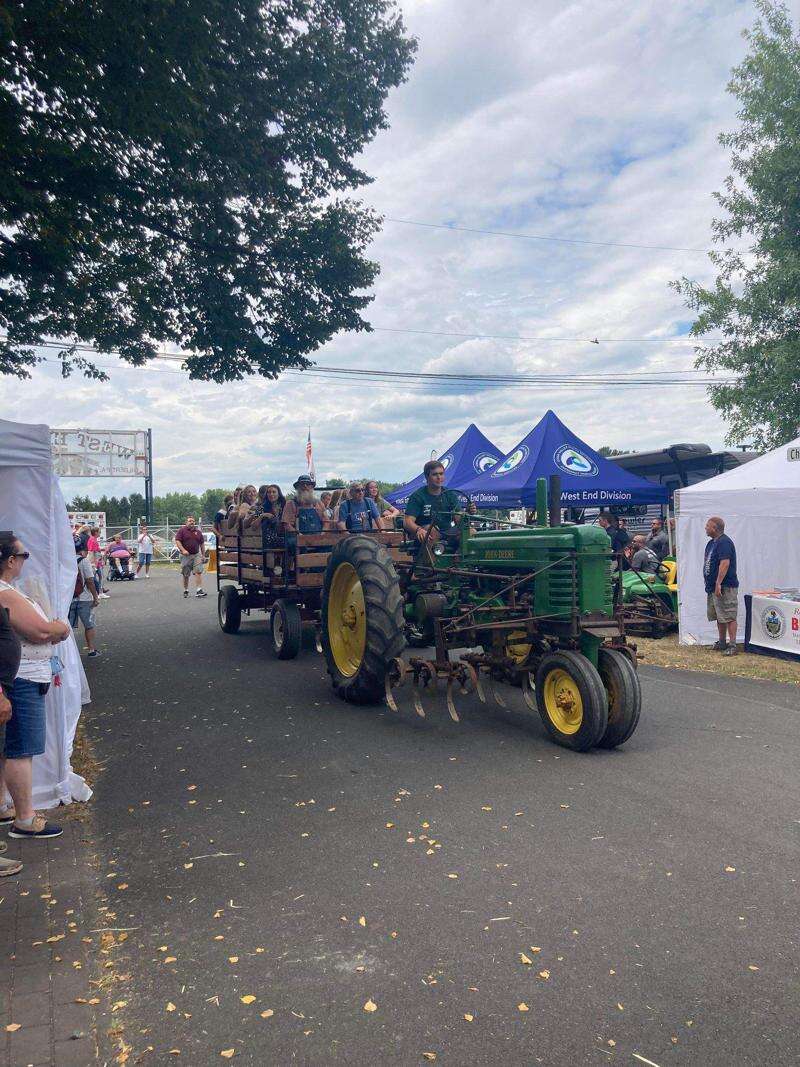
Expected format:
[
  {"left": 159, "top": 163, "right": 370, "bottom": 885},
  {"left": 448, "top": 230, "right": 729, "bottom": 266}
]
[
  {"left": 534, "top": 651, "right": 608, "bottom": 752},
  {"left": 596, "top": 648, "right": 641, "bottom": 748},
  {"left": 271, "top": 599, "right": 302, "bottom": 660},
  {"left": 218, "top": 585, "right": 242, "bottom": 633},
  {"left": 322, "top": 535, "right": 406, "bottom": 704}
]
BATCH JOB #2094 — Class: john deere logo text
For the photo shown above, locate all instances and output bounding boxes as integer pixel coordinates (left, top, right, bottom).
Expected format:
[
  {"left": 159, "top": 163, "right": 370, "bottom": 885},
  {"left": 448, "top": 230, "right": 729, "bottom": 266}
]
[
  {"left": 491, "top": 445, "right": 529, "bottom": 477},
  {"left": 554, "top": 445, "right": 598, "bottom": 477}
]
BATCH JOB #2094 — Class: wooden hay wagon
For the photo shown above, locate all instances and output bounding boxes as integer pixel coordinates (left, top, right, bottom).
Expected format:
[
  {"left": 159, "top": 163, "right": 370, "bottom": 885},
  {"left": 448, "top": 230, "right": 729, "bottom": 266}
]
[{"left": 216, "top": 528, "right": 412, "bottom": 660}]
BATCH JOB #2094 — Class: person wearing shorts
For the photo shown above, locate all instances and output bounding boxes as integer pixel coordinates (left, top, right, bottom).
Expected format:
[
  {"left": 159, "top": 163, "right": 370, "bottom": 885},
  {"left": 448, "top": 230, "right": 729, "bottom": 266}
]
[
  {"left": 0, "top": 531, "right": 71, "bottom": 840},
  {"left": 136, "top": 524, "right": 154, "bottom": 578},
  {"left": 175, "top": 516, "right": 207, "bottom": 599},
  {"left": 703, "top": 516, "right": 739, "bottom": 655},
  {"left": 69, "top": 544, "right": 101, "bottom": 656}
]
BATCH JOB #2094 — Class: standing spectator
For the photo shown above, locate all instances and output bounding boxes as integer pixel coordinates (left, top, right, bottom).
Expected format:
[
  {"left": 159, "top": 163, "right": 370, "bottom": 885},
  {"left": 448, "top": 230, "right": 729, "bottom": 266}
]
[
  {"left": 645, "top": 517, "right": 670, "bottom": 561},
  {"left": 597, "top": 513, "right": 629, "bottom": 554},
  {"left": 0, "top": 531, "right": 71, "bottom": 839},
  {"left": 0, "top": 590, "right": 22, "bottom": 875},
  {"left": 69, "top": 543, "right": 101, "bottom": 656},
  {"left": 136, "top": 524, "right": 154, "bottom": 578},
  {"left": 86, "top": 526, "right": 109, "bottom": 599},
  {"left": 337, "top": 482, "right": 380, "bottom": 531},
  {"left": 175, "top": 516, "right": 207, "bottom": 599},
  {"left": 704, "top": 516, "right": 739, "bottom": 655}
]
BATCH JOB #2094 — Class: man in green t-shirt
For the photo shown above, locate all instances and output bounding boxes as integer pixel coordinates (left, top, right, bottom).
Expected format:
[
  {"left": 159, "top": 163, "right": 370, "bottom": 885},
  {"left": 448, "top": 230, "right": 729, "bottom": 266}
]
[{"left": 404, "top": 460, "right": 476, "bottom": 548}]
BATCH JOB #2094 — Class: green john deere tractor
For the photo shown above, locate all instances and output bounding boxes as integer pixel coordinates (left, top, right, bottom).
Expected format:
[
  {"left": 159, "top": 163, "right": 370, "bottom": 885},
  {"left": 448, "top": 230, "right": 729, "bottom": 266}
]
[{"left": 320, "top": 477, "right": 641, "bottom": 752}]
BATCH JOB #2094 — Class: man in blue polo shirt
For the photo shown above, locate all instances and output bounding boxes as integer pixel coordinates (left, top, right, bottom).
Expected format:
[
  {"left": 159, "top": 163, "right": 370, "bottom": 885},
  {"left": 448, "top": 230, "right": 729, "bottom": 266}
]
[{"left": 703, "top": 515, "right": 739, "bottom": 655}]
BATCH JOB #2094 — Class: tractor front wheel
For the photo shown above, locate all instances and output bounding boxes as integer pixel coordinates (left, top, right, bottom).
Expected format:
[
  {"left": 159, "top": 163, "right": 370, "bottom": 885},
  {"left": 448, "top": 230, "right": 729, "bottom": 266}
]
[
  {"left": 322, "top": 535, "right": 406, "bottom": 704},
  {"left": 596, "top": 648, "right": 641, "bottom": 748},
  {"left": 534, "top": 651, "right": 608, "bottom": 752}
]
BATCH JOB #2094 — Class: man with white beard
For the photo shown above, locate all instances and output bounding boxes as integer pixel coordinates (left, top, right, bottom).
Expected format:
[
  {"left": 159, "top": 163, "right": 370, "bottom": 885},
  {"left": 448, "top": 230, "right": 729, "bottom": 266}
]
[{"left": 281, "top": 475, "right": 327, "bottom": 536}]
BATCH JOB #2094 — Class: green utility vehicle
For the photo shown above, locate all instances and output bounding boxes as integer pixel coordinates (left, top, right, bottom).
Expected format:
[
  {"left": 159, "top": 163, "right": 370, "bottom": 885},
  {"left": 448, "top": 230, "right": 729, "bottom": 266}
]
[{"left": 321, "top": 477, "right": 641, "bottom": 751}]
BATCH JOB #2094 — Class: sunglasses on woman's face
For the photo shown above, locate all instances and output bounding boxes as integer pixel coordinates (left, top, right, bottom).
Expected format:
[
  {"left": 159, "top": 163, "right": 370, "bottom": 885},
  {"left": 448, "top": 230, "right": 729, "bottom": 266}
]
[{"left": 13, "top": 551, "right": 30, "bottom": 560}]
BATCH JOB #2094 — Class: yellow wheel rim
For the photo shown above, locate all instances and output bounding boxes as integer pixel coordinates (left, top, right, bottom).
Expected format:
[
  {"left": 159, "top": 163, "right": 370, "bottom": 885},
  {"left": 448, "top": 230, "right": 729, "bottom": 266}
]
[
  {"left": 328, "top": 562, "right": 366, "bottom": 678},
  {"left": 542, "top": 668, "right": 583, "bottom": 735},
  {"left": 505, "top": 630, "right": 532, "bottom": 666}
]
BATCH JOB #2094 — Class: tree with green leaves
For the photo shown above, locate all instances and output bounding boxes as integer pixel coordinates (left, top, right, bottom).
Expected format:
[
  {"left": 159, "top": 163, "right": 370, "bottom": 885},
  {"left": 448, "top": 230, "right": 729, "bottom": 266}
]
[
  {"left": 674, "top": 1, "right": 800, "bottom": 450},
  {"left": 199, "top": 489, "right": 229, "bottom": 523},
  {"left": 0, "top": 1, "right": 415, "bottom": 381}
]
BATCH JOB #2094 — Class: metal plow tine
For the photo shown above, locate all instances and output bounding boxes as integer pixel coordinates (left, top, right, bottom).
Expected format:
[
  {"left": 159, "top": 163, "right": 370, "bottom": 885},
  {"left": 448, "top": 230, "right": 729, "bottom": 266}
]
[
  {"left": 466, "top": 662, "right": 486, "bottom": 704},
  {"left": 488, "top": 673, "right": 507, "bottom": 708},
  {"left": 412, "top": 677, "right": 427, "bottom": 718},
  {"left": 522, "top": 670, "right": 537, "bottom": 712},
  {"left": 385, "top": 658, "right": 405, "bottom": 713},
  {"left": 314, "top": 630, "right": 323, "bottom": 654},
  {"left": 446, "top": 675, "right": 460, "bottom": 723}
]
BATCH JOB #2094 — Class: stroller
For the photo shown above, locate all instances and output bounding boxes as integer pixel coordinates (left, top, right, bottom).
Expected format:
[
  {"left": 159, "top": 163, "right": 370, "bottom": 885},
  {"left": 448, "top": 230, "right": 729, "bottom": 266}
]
[{"left": 107, "top": 548, "right": 135, "bottom": 581}]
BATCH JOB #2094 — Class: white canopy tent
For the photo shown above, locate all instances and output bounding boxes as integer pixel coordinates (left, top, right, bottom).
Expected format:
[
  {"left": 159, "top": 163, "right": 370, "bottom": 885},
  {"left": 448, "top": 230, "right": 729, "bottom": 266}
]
[
  {"left": 0, "top": 419, "right": 92, "bottom": 808},
  {"left": 676, "top": 435, "right": 800, "bottom": 645}
]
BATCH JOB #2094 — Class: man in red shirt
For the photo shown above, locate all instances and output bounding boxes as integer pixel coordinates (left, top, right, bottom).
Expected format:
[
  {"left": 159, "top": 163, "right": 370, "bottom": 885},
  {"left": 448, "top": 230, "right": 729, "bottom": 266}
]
[{"left": 174, "top": 516, "right": 207, "bottom": 599}]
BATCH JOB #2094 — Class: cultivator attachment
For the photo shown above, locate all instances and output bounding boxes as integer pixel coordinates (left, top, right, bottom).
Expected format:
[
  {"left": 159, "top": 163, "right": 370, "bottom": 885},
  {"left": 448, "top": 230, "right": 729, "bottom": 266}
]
[{"left": 385, "top": 652, "right": 524, "bottom": 721}]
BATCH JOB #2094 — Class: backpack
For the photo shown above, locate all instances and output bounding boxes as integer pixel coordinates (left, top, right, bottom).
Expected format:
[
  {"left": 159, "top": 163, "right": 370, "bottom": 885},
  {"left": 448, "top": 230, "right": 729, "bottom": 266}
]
[
  {"left": 297, "top": 506, "right": 323, "bottom": 535},
  {"left": 73, "top": 565, "right": 84, "bottom": 600}
]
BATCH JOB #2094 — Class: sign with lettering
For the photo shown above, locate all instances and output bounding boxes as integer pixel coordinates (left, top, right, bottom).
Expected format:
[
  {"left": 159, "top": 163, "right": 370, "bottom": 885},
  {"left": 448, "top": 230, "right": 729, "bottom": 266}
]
[
  {"left": 51, "top": 429, "right": 149, "bottom": 477},
  {"left": 787, "top": 446, "right": 800, "bottom": 462}
]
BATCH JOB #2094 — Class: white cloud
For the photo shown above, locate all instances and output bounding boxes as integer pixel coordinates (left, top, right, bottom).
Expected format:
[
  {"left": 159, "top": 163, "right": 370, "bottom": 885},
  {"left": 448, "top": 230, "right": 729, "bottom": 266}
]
[{"left": 5, "top": 0, "right": 756, "bottom": 496}]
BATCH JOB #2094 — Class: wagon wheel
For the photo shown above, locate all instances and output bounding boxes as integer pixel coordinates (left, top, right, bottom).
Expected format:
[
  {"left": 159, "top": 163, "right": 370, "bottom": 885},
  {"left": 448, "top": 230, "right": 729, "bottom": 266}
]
[
  {"left": 271, "top": 599, "right": 302, "bottom": 660},
  {"left": 534, "top": 651, "right": 608, "bottom": 752},
  {"left": 218, "top": 585, "right": 242, "bottom": 634},
  {"left": 596, "top": 648, "right": 641, "bottom": 748},
  {"left": 322, "top": 535, "right": 406, "bottom": 704}
]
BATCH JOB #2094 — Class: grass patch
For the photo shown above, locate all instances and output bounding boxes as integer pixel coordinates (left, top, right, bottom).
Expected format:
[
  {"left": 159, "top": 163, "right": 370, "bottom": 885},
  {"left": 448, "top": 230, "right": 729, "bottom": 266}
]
[{"left": 636, "top": 633, "right": 800, "bottom": 685}]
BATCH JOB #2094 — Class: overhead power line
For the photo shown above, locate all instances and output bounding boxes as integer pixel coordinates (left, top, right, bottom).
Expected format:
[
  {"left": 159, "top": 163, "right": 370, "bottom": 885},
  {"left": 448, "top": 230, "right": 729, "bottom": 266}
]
[
  {"left": 372, "top": 326, "right": 715, "bottom": 345},
  {"left": 382, "top": 216, "right": 740, "bottom": 255},
  {"left": 29, "top": 342, "right": 732, "bottom": 388}
]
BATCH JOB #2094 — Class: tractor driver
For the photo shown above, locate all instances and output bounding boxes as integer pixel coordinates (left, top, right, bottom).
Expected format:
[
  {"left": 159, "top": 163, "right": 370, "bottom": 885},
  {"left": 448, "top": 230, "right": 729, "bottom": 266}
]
[{"left": 403, "top": 460, "right": 476, "bottom": 551}]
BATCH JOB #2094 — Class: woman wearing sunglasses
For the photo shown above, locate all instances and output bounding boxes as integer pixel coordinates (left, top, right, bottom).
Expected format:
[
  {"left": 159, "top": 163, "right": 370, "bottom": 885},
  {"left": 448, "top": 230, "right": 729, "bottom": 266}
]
[{"left": 0, "top": 532, "right": 71, "bottom": 839}]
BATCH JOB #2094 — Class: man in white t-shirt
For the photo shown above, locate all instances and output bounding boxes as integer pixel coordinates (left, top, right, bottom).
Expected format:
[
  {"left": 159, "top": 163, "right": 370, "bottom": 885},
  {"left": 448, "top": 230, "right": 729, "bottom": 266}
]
[
  {"left": 68, "top": 544, "right": 101, "bottom": 657},
  {"left": 136, "top": 523, "right": 154, "bottom": 578}
]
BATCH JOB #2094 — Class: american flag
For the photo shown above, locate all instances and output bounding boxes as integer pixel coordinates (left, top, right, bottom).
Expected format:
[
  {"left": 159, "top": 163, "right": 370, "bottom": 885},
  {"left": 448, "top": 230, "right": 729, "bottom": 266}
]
[{"left": 305, "top": 427, "right": 315, "bottom": 480}]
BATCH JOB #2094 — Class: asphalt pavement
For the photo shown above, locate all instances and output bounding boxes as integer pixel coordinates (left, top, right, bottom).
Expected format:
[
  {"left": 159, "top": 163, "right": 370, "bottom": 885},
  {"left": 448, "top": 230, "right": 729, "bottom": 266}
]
[{"left": 82, "top": 568, "right": 800, "bottom": 1066}]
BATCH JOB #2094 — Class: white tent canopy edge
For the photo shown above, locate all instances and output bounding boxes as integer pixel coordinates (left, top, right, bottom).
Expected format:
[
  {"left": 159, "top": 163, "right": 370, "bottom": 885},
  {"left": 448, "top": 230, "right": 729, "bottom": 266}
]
[
  {"left": 0, "top": 418, "right": 92, "bottom": 808},
  {"left": 676, "top": 435, "right": 800, "bottom": 646}
]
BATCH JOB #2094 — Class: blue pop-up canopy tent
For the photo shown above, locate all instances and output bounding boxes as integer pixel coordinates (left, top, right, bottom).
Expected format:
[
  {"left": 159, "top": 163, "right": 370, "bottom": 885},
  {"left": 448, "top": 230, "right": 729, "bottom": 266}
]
[
  {"left": 386, "top": 424, "right": 503, "bottom": 508},
  {"left": 456, "top": 410, "right": 668, "bottom": 508}
]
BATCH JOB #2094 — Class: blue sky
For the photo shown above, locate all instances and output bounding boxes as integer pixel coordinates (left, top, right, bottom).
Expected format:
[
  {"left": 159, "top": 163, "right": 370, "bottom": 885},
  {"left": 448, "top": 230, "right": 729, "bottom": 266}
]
[{"left": 5, "top": 0, "right": 755, "bottom": 498}]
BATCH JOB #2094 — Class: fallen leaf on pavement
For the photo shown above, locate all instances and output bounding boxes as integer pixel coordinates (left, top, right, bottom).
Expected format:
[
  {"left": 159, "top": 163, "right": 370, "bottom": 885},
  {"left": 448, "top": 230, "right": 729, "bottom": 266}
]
[
  {"left": 518, "top": 1002, "right": 529, "bottom": 1012},
  {"left": 240, "top": 995, "right": 256, "bottom": 1004},
  {"left": 358, "top": 916, "right": 366, "bottom": 927},
  {"left": 422, "top": 1054, "right": 436, "bottom": 1061},
  {"left": 363, "top": 999, "right": 378, "bottom": 1013},
  {"left": 463, "top": 1013, "right": 474, "bottom": 1022},
  {"left": 519, "top": 953, "right": 532, "bottom": 966},
  {"left": 220, "top": 1050, "right": 235, "bottom": 1059},
  {"left": 228, "top": 956, "right": 239, "bottom": 964},
  {"left": 5, "top": 1023, "right": 21, "bottom": 1032},
  {"left": 164, "top": 957, "right": 177, "bottom": 964},
  {"left": 538, "top": 971, "right": 550, "bottom": 980},
  {"left": 260, "top": 1009, "right": 274, "bottom": 1019},
  {"left": 166, "top": 1003, "right": 176, "bottom": 1012}
]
